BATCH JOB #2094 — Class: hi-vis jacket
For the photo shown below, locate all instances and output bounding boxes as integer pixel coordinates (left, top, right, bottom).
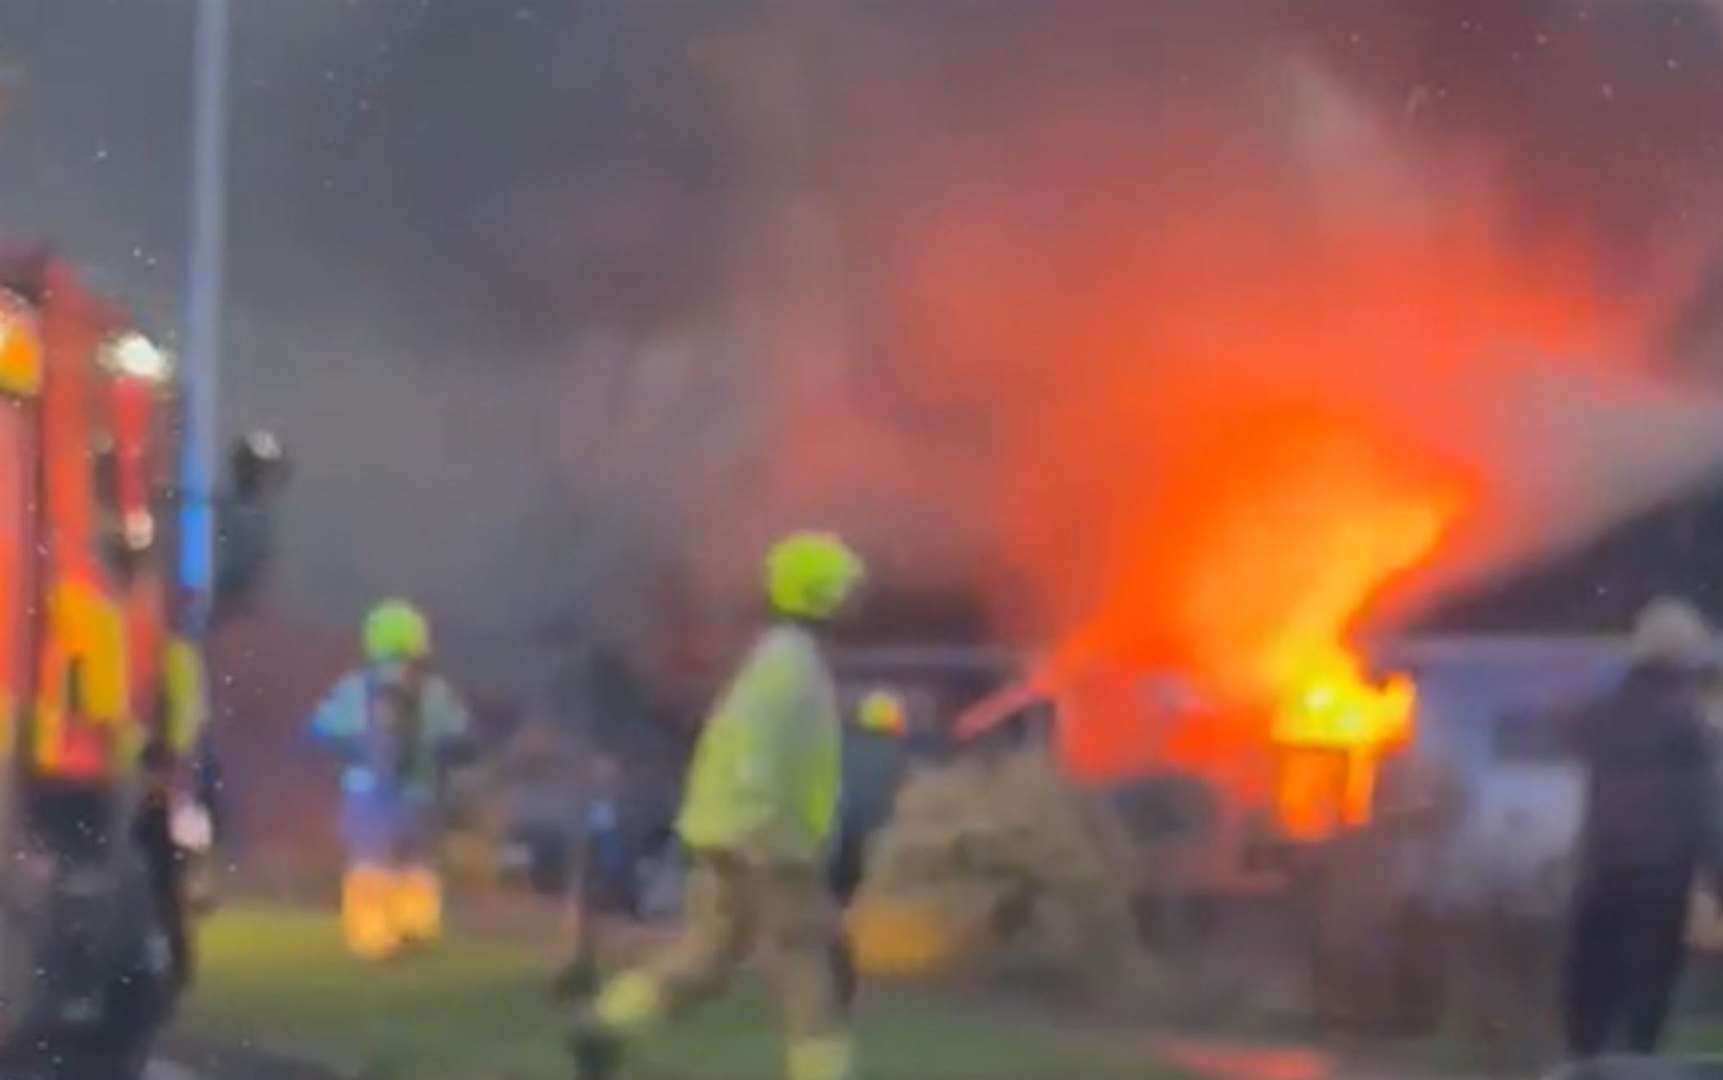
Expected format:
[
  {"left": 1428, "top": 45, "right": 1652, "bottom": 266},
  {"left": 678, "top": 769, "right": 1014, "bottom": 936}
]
[
  {"left": 308, "top": 661, "right": 470, "bottom": 803},
  {"left": 676, "top": 624, "right": 842, "bottom": 865}
]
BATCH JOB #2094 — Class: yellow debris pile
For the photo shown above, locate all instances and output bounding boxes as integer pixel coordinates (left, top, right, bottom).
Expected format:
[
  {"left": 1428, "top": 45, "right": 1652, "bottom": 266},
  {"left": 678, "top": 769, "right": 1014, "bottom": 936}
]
[{"left": 848, "top": 747, "right": 1152, "bottom": 986}]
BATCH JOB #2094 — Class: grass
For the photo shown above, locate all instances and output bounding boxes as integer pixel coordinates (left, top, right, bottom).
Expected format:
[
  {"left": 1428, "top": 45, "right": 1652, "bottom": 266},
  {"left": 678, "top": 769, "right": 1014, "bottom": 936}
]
[{"left": 180, "top": 903, "right": 1188, "bottom": 1080}]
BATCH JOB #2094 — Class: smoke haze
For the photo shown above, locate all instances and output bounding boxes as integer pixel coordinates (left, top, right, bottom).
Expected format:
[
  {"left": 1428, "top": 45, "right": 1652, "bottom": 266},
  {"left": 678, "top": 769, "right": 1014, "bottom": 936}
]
[{"left": 1, "top": 2, "right": 1721, "bottom": 701}]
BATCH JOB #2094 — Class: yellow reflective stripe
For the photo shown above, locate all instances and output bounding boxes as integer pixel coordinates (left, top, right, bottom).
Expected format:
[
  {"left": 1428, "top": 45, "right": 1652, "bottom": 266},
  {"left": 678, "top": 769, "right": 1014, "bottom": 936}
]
[
  {"left": 57, "top": 579, "right": 127, "bottom": 720},
  {"left": 163, "top": 636, "right": 209, "bottom": 754},
  {"left": 0, "top": 352, "right": 39, "bottom": 397},
  {"left": 34, "top": 578, "right": 130, "bottom": 771}
]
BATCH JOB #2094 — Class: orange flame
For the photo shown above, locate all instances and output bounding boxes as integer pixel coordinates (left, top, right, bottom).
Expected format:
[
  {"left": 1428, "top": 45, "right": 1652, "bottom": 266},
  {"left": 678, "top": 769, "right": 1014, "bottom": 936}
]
[
  {"left": 1036, "top": 407, "right": 1470, "bottom": 836},
  {"left": 1238, "top": 441, "right": 1463, "bottom": 837},
  {"left": 761, "top": 54, "right": 1674, "bottom": 837}
]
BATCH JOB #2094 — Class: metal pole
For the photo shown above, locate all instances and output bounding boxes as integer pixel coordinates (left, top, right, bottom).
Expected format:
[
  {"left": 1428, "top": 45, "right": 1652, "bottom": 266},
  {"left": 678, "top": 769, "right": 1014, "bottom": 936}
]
[{"left": 178, "top": 0, "right": 230, "bottom": 630}]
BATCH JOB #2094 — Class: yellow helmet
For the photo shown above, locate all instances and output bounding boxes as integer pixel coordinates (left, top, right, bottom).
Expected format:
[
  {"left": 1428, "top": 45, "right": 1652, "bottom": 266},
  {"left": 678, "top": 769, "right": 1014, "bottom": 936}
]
[
  {"left": 858, "top": 689, "right": 908, "bottom": 737},
  {"left": 764, "top": 532, "right": 864, "bottom": 620},
  {"left": 363, "top": 599, "right": 431, "bottom": 662}
]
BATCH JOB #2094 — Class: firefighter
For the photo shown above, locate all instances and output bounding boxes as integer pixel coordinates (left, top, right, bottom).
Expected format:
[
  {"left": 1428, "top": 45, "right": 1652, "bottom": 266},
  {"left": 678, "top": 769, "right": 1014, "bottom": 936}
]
[
  {"left": 570, "top": 532, "right": 865, "bottom": 1080},
  {"left": 309, "top": 599, "right": 473, "bottom": 961},
  {"left": 131, "top": 634, "right": 216, "bottom": 993},
  {"left": 830, "top": 689, "right": 911, "bottom": 1007},
  {"left": 834, "top": 688, "right": 909, "bottom": 903},
  {"left": 1562, "top": 598, "right": 1723, "bottom": 1059}
]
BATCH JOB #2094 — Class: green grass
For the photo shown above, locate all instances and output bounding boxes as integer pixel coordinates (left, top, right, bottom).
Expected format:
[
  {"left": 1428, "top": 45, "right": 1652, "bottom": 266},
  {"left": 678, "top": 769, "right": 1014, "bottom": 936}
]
[{"left": 180, "top": 903, "right": 1186, "bottom": 1080}]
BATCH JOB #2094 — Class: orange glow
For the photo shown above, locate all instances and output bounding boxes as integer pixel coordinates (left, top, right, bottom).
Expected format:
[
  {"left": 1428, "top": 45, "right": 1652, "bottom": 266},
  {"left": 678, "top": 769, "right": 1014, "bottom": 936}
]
[
  {"left": 848, "top": 129, "right": 1634, "bottom": 834},
  {"left": 810, "top": 58, "right": 1667, "bottom": 833},
  {"left": 1037, "top": 410, "right": 1468, "bottom": 837},
  {"left": 760, "top": 55, "right": 1684, "bottom": 835}
]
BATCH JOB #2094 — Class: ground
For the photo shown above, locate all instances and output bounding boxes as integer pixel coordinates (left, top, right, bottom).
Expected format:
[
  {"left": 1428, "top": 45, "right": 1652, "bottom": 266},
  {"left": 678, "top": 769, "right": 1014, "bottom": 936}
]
[
  {"left": 175, "top": 903, "right": 1193, "bottom": 1079},
  {"left": 173, "top": 903, "right": 1723, "bottom": 1080}
]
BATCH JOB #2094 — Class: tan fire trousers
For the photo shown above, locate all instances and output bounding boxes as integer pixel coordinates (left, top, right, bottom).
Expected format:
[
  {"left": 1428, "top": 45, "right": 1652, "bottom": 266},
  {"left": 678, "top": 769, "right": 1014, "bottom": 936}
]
[{"left": 590, "top": 851, "right": 852, "bottom": 1080}]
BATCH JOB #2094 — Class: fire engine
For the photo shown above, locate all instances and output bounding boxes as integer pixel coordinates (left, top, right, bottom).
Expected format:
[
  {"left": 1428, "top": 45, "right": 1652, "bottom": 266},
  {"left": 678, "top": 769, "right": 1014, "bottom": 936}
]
[{"left": 0, "top": 249, "right": 281, "bottom": 1077}]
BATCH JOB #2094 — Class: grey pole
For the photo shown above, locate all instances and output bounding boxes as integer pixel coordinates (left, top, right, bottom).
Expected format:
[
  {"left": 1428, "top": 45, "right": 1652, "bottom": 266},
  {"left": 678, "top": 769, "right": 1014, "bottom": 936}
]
[{"left": 178, "top": 0, "right": 230, "bottom": 625}]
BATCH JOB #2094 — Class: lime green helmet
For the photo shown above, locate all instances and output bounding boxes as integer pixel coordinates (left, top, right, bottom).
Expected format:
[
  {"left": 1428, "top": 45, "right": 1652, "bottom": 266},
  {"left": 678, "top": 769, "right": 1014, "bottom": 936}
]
[
  {"left": 765, "top": 532, "right": 865, "bottom": 620},
  {"left": 363, "top": 599, "right": 431, "bottom": 662},
  {"left": 857, "top": 688, "right": 908, "bottom": 737}
]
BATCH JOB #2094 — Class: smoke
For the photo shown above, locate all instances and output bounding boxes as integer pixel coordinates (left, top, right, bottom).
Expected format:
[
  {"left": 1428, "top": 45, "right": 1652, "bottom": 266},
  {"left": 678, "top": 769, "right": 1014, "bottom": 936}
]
[
  {"left": 5, "top": 1, "right": 1723, "bottom": 706},
  {"left": 805, "top": 4, "right": 1723, "bottom": 585},
  {"left": 697, "top": 2, "right": 1723, "bottom": 774}
]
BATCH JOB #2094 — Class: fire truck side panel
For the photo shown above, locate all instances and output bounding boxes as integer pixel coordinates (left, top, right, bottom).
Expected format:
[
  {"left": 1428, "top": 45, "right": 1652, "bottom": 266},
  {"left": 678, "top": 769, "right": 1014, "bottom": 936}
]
[
  {"left": 0, "top": 398, "right": 32, "bottom": 760},
  {"left": 32, "top": 268, "right": 133, "bottom": 780}
]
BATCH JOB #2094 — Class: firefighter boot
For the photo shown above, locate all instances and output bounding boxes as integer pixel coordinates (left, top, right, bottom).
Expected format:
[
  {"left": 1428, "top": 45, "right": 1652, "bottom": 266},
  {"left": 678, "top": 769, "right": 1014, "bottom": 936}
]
[
  {"left": 568, "top": 971, "right": 663, "bottom": 1080},
  {"left": 391, "top": 865, "right": 443, "bottom": 948},
  {"left": 568, "top": 1027, "right": 622, "bottom": 1080},
  {"left": 342, "top": 865, "right": 401, "bottom": 961}
]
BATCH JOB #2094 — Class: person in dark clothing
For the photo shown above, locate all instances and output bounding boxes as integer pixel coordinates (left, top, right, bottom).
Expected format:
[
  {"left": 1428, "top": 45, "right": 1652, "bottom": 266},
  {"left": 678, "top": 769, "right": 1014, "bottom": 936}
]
[
  {"left": 134, "top": 742, "right": 194, "bottom": 992},
  {"left": 1563, "top": 599, "right": 1723, "bottom": 1060},
  {"left": 829, "top": 689, "right": 912, "bottom": 1008}
]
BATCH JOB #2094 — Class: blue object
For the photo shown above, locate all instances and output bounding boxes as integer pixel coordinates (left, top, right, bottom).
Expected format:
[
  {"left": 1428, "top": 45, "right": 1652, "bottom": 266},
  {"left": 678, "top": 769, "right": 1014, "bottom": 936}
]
[
  {"left": 309, "top": 663, "right": 471, "bottom": 864},
  {"left": 176, "top": 0, "right": 230, "bottom": 629}
]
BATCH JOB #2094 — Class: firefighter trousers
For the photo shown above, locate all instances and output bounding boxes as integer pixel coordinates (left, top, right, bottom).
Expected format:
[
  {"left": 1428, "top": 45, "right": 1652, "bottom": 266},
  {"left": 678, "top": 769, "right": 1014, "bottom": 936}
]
[
  {"left": 586, "top": 851, "right": 852, "bottom": 1080},
  {"left": 342, "top": 863, "right": 443, "bottom": 961}
]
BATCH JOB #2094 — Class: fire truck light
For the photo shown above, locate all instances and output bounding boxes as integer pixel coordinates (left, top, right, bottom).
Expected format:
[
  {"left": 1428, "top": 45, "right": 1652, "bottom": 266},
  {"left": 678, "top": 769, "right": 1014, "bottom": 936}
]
[
  {"left": 123, "top": 509, "right": 156, "bottom": 552},
  {"left": 102, "top": 332, "right": 174, "bottom": 384}
]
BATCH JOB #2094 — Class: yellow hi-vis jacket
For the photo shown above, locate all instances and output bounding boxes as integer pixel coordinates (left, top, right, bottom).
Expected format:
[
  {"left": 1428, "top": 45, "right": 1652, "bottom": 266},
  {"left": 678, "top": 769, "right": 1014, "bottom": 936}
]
[{"left": 676, "top": 624, "right": 841, "bottom": 865}]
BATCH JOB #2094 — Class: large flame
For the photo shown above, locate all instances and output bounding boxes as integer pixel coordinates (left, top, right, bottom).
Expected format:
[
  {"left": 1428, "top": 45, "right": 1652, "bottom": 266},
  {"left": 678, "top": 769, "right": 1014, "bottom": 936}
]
[
  {"left": 1036, "top": 408, "right": 1470, "bottom": 836},
  {"left": 882, "top": 141, "right": 1618, "bottom": 835},
  {"left": 753, "top": 44, "right": 1722, "bottom": 836},
  {"left": 1212, "top": 424, "right": 1464, "bottom": 837},
  {"left": 833, "top": 61, "right": 1658, "bottom": 834}
]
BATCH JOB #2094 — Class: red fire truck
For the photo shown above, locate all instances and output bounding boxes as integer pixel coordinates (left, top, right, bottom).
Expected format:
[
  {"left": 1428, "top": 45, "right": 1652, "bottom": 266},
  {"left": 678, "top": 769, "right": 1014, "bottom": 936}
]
[{"left": 0, "top": 249, "right": 280, "bottom": 1077}]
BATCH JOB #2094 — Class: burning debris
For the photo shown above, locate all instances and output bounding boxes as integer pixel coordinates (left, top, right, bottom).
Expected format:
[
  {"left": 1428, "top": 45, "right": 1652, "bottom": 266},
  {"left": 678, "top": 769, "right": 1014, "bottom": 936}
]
[{"left": 1036, "top": 408, "right": 1471, "bottom": 838}]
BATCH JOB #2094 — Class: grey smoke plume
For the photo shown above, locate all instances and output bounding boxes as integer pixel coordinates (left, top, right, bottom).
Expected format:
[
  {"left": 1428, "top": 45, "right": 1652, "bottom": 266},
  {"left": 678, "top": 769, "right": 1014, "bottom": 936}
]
[{"left": 0, "top": 2, "right": 1721, "bottom": 696}]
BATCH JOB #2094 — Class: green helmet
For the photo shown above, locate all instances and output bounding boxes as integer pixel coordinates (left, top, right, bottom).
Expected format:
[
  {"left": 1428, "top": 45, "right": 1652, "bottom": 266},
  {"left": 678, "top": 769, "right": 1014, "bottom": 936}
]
[
  {"left": 363, "top": 599, "right": 431, "bottom": 662},
  {"left": 857, "top": 688, "right": 908, "bottom": 737},
  {"left": 764, "top": 532, "right": 864, "bottom": 621}
]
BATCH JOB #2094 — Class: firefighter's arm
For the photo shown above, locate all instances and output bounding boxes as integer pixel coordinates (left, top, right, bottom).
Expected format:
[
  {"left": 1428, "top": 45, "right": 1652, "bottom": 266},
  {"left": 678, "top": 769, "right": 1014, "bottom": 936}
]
[
  {"left": 307, "top": 672, "right": 367, "bottom": 758},
  {"left": 799, "top": 708, "right": 841, "bottom": 849}
]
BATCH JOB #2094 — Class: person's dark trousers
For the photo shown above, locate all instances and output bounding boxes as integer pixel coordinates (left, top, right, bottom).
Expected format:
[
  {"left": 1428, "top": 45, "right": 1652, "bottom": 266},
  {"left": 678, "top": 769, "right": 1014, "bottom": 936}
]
[
  {"left": 828, "top": 822, "right": 866, "bottom": 1010},
  {"left": 1565, "top": 867, "right": 1694, "bottom": 1057}
]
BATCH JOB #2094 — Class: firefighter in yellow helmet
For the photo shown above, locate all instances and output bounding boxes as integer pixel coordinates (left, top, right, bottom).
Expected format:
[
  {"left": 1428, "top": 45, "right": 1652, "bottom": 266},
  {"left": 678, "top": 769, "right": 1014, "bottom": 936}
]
[
  {"left": 308, "top": 600, "right": 474, "bottom": 961},
  {"left": 571, "top": 533, "right": 865, "bottom": 1080},
  {"left": 831, "top": 688, "right": 911, "bottom": 1006}
]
